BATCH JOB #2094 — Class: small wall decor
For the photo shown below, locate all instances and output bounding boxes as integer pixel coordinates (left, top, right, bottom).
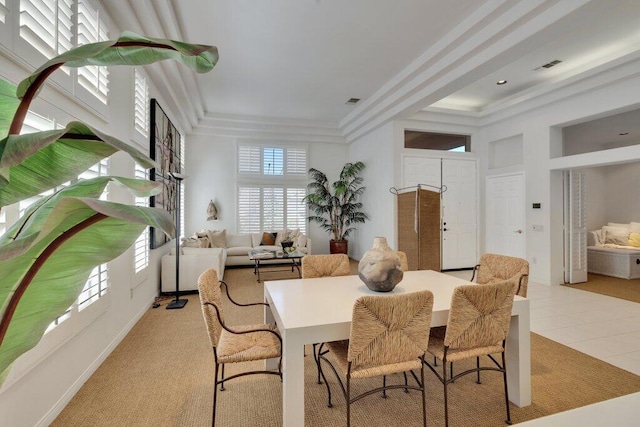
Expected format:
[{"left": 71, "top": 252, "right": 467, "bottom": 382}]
[
  {"left": 149, "top": 98, "right": 182, "bottom": 249},
  {"left": 207, "top": 199, "right": 218, "bottom": 220}
]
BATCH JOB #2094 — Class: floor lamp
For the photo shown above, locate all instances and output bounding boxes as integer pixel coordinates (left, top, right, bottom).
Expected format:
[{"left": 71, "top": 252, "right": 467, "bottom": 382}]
[{"left": 167, "top": 172, "right": 188, "bottom": 309}]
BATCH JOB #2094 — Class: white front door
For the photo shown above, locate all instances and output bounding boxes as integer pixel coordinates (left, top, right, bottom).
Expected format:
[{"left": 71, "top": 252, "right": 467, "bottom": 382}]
[
  {"left": 441, "top": 159, "right": 477, "bottom": 269},
  {"left": 403, "top": 156, "right": 441, "bottom": 188},
  {"left": 486, "top": 173, "right": 526, "bottom": 258}
]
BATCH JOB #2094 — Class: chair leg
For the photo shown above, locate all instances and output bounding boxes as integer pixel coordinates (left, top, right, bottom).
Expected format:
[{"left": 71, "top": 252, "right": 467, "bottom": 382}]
[
  {"left": 382, "top": 375, "right": 387, "bottom": 398},
  {"left": 318, "top": 357, "right": 333, "bottom": 407},
  {"left": 476, "top": 356, "right": 482, "bottom": 384},
  {"left": 314, "top": 343, "right": 322, "bottom": 384},
  {"left": 220, "top": 364, "right": 226, "bottom": 391},
  {"left": 450, "top": 361, "right": 454, "bottom": 382},
  {"left": 502, "top": 352, "right": 512, "bottom": 425},
  {"left": 346, "top": 376, "right": 351, "bottom": 427},
  {"left": 443, "top": 360, "right": 449, "bottom": 427},
  {"left": 420, "top": 366, "right": 427, "bottom": 427},
  {"left": 212, "top": 363, "right": 219, "bottom": 427},
  {"left": 403, "top": 372, "right": 409, "bottom": 393}
]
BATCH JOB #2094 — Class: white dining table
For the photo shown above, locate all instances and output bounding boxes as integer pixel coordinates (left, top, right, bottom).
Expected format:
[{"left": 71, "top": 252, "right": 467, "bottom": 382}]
[{"left": 264, "top": 270, "right": 531, "bottom": 427}]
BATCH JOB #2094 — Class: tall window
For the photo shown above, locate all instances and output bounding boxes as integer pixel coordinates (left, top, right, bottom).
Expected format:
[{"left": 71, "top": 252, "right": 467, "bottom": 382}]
[
  {"left": 19, "top": 0, "right": 73, "bottom": 59},
  {"left": 237, "top": 143, "right": 308, "bottom": 234},
  {"left": 76, "top": 0, "right": 109, "bottom": 103}
]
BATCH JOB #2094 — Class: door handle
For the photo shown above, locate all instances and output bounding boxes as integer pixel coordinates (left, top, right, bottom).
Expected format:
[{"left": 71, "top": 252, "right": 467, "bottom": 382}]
[{"left": 513, "top": 230, "right": 523, "bottom": 234}]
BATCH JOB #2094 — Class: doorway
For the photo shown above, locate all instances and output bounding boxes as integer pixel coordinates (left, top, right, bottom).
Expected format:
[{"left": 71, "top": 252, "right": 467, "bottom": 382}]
[{"left": 485, "top": 173, "right": 526, "bottom": 259}]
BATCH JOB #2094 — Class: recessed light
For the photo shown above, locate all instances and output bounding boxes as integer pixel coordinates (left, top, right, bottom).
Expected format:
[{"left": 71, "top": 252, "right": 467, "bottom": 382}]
[
  {"left": 619, "top": 132, "right": 629, "bottom": 136},
  {"left": 346, "top": 98, "right": 360, "bottom": 105},
  {"left": 496, "top": 80, "right": 507, "bottom": 85}
]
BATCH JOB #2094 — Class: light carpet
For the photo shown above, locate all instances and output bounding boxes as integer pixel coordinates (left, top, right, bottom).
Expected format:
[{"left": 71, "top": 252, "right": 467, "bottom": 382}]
[{"left": 53, "top": 265, "right": 640, "bottom": 426}]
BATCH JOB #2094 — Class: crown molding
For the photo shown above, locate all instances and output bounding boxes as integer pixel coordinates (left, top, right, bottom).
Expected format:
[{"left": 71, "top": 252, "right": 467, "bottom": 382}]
[{"left": 193, "top": 112, "right": 346, "bottom": 144}]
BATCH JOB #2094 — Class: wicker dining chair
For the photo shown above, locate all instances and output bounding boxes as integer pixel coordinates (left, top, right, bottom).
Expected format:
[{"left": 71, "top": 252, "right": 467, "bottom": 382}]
[
  {"left": 471, "top": 253, "right": 529, "bottom": 297},
  {"left": 198, "top": 269, "right": 282, "bottom": 427},
  {"left": 302, "top": 254, "right": 351, "bottom": 383},
  {"left": 397, "top": 251, "right": 409, "bottom": 271},
  {"left": 318, "top": 291, "right": 434, "bottom": 427},
  {"left": 424, "top": 281, "right": 516, "bottom": 427},
  {"left": 302, "top": 253, "right": 351, "bottom": 278}
]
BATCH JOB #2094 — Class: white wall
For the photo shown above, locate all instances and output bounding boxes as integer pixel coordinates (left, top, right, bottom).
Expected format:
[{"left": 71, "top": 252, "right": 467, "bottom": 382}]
[
  {"left": 347, "top": 122, "right": 396, "bottom": 260},
  {"left": 584, "top": 162, "right": 640, "bottom": 228},
  {"left": 184, "top": 134, "right": 348, "bottom": 255},
  {"left": 0, "top": 36, "right": 184, "bottom": 427}
]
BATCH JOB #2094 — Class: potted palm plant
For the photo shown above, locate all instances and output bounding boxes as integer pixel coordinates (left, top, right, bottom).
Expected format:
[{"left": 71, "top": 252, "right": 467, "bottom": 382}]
[
  {"left": 0, "top": 32, "right": 218, "bottom": 385},
  {"left": 304, "top": 161, "right": 369, "bottom": 254}
]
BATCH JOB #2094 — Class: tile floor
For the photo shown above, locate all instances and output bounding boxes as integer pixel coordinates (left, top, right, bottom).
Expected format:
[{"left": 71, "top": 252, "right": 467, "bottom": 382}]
[{"left": 447, "top": 269, "right": 640, "bottom": 375}]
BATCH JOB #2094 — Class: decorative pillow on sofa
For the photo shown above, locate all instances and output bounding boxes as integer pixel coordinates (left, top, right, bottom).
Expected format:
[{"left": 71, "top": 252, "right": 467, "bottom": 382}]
[
  {"left": 607, "top": 222, "right": 630, "bottom": 232},
  {"left": 297, "top": 234, "right": 307, "bottom": 248},
  {"left": 629, "top": 232, "right": 640, "bottom": 248},
  {"left": 203, "top": 229, "right": 227, "bottom": 248},
  {"left": 181, "top": 236, "right": 209, "bottom": 248},
  {"left": 630, "top": 222, "right": 640, "bottom": 233},
  {"left": 603, "top": 226, "right": 629, "bottom": 246},
  {"left": 260, "top": 232, "right": 277, "bottom": 246}
]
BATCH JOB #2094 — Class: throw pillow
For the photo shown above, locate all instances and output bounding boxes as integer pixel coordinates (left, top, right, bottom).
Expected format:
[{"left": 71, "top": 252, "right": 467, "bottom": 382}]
[
  {"left": 607, "top": 222, "right": 630, "bottom": 231},
  {"left": 629, "top": 232, "right": 640, "bottom": 248},
  {"left": 630, "top": 222, "right": 640, "bottom": 233},
  {"left": 603, "top": 226, "right": 629, "bottom": 246},
  {"left": 260, "top": 232, "right": 277, "bottom": 246},
  {"left": 205, "top": 229, "right": 227, "bottom": 248},
  {"left": 297, "top": 234, "right": 307, "bottom": 248},
  {"left": 275, "top": 228, "right": 301, "bottom": 245},
  {"left": 182, "top": 237, "right": 208, "bottom": 248}
]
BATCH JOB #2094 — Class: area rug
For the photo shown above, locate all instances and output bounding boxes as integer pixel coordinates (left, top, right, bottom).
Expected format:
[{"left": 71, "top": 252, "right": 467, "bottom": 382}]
[
  {"left": 53, "top": 266, "right": 640, "bottom": 426},
  {"left": 563, "top": 273, "right": 640, "bottom": 304}
]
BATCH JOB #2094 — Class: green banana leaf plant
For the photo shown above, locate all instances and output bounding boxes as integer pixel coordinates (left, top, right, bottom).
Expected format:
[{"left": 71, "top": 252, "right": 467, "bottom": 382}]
[{"left": 0, "top": 32, "right": 219, "bottom": 384}]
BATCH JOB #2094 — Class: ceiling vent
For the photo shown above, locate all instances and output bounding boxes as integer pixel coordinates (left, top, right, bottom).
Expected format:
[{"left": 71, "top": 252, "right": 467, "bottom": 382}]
[
  {"left": 534, "top": 59, "right": 562, "bottom": 71},
  {"left": 346, "top": 98, "right": 360, "bottom": 105}
]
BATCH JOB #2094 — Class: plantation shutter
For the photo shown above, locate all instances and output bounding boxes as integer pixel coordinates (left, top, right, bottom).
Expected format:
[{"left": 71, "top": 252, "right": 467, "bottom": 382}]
[
  {"left": 134, "top": 164, "right": 149, "bottom": 273},
  {"left": 263, "top": 187, "right": 284, "bottom": 231},
  {"left": 564, "top": 170, "right": 587, "bottom": 284},
  {"left": 286, "top": 187, "right": 306, "bottom": 234},
  {"left": 19, "top": 0, "right": 73, "bottom": 59},
  {"left": 77, "top": 0, "right": 109, "bottom": 103},
  {"left": 238, "top": 186, "right": 261, "bottom": 233},
  {"left": 238, "top": 145, "right": 261, "bottom": 174},
  {"left": 286, "top": 147, "right": 307, "bottom": 176},
  {"left": 134, "top": 68, "right": 149, "bottom": 138}
]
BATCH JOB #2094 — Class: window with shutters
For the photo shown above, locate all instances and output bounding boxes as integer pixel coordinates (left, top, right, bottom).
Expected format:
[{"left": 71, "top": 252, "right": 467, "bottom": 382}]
[
  {"left": 133, "top": 68, "right": 149, "bottom": 141},
  {"left": 76, "top": 0, "right": 109, "bottom": 104},
  {"left": 19, "top": 0, "right": 73, "bottom": 60},
  {"left": 133, "top": 164, "right": 150, "bottom": 274},
  {"left": 237, "top": 142, "right": 308, "bottom": 235}
]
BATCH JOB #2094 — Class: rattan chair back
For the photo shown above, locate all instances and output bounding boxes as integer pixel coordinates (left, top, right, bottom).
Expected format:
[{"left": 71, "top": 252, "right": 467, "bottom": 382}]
[
  {"left": 444, "top": 281, "right": 516, "bottom": 350},
  {"left": 302, "top": 254, "right": 350, "bottom": 278},
  {"left": 397, "top": 251, "right": 409, "bottom": 272},
  {"left": 348, "top": 291, "right": 433, "bottom": 372},
  {"left": 198, "top": 268, "right": 224, "bottom": 348},
  {"left": 476, "top": 253, "right": 529, "bottom": 297}
]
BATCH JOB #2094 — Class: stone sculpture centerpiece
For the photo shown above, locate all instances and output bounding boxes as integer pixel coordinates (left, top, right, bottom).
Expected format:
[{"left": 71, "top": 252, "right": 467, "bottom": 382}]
[{"left": 358, "top": 237, "right": 404, "bottom": 292}]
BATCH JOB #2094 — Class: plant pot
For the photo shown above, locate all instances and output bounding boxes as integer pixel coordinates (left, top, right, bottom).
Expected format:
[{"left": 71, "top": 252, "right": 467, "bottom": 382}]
[
  {"left": 281, "top": 241, "right": 294, "bottom": 250},
  {"left": 330, "top": 240, "right": 348, "bottom": 254}
]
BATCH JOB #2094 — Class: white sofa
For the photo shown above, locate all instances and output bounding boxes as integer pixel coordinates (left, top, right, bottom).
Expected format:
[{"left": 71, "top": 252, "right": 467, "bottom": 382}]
[
  {"left": 161, "top": 229, "right": 311, "bottom": 293},
  {"left": 587, "top": 222, "right": 640, "bottom": 279}
]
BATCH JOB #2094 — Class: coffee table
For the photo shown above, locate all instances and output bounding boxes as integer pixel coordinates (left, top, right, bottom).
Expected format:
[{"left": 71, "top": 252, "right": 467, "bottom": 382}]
[{"left": 248, "top": 249, "right": 305, "bottom": 282}]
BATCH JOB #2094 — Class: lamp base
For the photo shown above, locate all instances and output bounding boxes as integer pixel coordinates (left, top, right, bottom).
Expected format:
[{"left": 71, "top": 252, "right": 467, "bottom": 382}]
[{"left": 166, "top": 298, "right": 188, "bottom": 309}]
